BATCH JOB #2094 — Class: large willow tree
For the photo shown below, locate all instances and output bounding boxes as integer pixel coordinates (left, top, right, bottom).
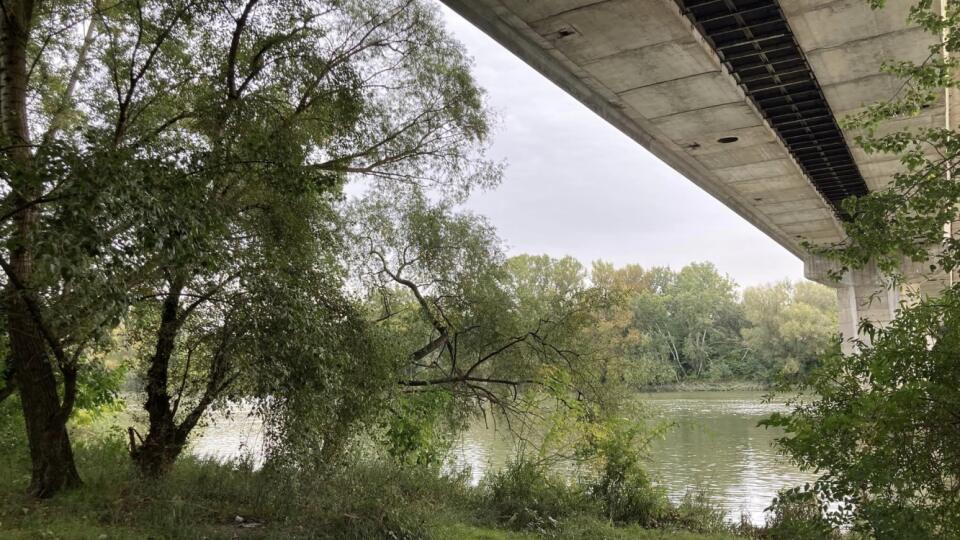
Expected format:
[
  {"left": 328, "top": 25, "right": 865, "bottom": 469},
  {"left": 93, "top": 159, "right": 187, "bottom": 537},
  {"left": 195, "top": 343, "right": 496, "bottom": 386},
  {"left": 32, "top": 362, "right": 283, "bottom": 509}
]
[
  {"left": 347, "top": 190, "right": 616, "bottom": 463},
  {"left": 0, "top": 0, "right": 494, "bottom": 495}
]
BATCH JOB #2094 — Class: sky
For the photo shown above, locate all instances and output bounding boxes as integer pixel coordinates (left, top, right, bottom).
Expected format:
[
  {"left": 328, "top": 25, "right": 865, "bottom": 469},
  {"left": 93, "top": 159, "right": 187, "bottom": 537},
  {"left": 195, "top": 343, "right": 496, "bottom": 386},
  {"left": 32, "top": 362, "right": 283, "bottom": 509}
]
[{"left": 436, "top": 5, "right": 806, "bottom": 288}]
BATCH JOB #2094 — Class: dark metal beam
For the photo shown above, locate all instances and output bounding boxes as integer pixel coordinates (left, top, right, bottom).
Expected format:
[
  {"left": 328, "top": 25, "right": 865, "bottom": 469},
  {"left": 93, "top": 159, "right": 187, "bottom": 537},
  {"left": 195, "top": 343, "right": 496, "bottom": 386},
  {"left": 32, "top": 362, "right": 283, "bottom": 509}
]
[{"left": 674, "top": 0, "right": 868, "bottom": 211}]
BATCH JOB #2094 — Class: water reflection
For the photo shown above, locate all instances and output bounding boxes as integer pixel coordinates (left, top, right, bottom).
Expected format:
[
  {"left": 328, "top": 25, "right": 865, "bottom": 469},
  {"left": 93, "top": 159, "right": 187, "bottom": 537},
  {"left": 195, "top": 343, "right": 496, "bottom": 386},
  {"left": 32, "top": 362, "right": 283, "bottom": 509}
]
[
  {"left": 449, "top": 391, "right": 816, "bottom": 525},
  {"left": 192, "top": 391, "right": 815, "bottom": 525},
  {"left": 192, "top": 404, "right": 266, "bottom": 468},
  {"left": 646, "top": 392, "right": 813, "bottom": 523}
]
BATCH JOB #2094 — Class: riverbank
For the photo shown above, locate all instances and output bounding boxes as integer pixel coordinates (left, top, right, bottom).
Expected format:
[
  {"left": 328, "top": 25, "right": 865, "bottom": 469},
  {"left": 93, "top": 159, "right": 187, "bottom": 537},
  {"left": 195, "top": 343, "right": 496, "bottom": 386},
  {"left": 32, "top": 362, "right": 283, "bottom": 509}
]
[
  {"left": 0, "top": 392, "right": 839, "bottom": 539},
  {"left": 638, "top": 381, "right": 771, "bottom": 393},
  {"left": 0, "top": 439, "right": 745, "bottom": 540}
]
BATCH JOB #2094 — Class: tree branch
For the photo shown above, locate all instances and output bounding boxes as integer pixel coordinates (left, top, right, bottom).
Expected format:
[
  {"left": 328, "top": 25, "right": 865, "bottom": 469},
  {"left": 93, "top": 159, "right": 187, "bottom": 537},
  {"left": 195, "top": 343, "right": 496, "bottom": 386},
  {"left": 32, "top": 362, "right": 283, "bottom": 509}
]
[{"left": 42, "top": 3, "right": 98, "bottom": 144}]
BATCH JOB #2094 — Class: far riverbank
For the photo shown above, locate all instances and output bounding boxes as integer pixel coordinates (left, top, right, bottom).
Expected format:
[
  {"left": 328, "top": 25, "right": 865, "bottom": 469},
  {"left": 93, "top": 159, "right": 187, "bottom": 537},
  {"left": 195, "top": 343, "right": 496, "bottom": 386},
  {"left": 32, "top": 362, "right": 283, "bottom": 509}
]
[{"left": 638, "top": 380, "right": 771, "bottom": 393}]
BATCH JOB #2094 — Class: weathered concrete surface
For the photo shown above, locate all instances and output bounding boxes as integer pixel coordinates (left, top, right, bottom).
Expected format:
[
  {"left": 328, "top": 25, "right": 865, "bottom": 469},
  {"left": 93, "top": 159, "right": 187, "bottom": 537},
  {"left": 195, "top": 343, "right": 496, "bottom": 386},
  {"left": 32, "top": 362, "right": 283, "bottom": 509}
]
[
  {"left": 805, "top": 254, "right": 952, "bottom": 352},
  {"left": 805, "top": 256, "right": 896, "bottom": 353},
  {"left": 440, "top": 0, "right": 847, "bottom": 256},
  {"left": 781, "top": 0, "right": 944, "bottom": 191}
]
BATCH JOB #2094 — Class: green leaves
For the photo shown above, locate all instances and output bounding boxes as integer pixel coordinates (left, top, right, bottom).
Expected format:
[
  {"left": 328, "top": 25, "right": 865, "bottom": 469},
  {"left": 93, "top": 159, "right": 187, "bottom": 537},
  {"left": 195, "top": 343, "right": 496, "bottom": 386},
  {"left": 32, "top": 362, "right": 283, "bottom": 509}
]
[
  {"left": 741, "top": 281, "right": 838, "bottom": 381},
  {"left": 773, "top": 0, "right": 960, "bottom": 524},
  {"left": 769, "top": 289, "right": 960, "bottom": 535},
  {"left": 0, "top": 0, "right": 503, "bottom": 477}
]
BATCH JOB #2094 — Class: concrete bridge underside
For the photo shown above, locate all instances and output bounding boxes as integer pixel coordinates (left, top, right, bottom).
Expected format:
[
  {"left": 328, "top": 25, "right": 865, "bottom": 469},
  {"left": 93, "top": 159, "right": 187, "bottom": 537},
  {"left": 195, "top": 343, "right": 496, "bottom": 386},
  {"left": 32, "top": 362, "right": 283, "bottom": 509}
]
[{"left": 441, "top": 0, "right": 952, "bottom": 350}]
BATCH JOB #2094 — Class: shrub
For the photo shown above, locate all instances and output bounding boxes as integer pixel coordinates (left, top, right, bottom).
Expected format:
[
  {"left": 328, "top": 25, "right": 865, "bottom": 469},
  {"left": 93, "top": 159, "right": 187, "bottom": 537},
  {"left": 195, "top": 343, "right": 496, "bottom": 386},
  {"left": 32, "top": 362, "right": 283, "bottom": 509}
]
[
  {"left": 588, "top": 459, "right": 668, "bottom": 526},
  {"left": 670, "top": 491, "right": 728, "bottom": 533},
  {"left": 763, "top": 488, "right": 836, "bottom": 540},
  {"left": 582, "top": 422, "right": 670, "bottom": 526},
  {"left": 479, "top": 458, "right": 587, "bottom": 532}
]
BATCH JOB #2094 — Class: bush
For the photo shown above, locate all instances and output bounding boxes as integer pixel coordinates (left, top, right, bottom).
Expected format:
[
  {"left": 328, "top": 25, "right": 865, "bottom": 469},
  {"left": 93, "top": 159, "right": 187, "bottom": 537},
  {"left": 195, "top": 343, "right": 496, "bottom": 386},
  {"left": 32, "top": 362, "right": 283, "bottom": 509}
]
[
  {"left": 763, "top": 288, "right": 960, "bottom": 536},
  {"left": 670, "top": 491, "right": 728, "bottom": 533},
  {"left": 588, "top": 457, "right": 668, "bottom": 526},
  {"left": 479, "top": 458, "right": 587, "bottom": 532},
  {"left": 762, "top": 489, "right": 837, "bottom": 540},
  {"left": 582, "top": 422, "right": 671, "bottom": 526}
]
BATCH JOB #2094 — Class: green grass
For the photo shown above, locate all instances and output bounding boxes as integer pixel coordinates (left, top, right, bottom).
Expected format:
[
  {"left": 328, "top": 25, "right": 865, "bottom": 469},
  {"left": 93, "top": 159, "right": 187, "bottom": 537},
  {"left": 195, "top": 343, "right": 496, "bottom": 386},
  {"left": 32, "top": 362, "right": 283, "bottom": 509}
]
[
  {"left": 0, "top": 440, "right": 748, "bottom": 540},
  {"left": 0, "top": 403, "right": 751, "bottom": 540},
  {"left": 436, "top": 522, "right": 741, "bottom": 540}
]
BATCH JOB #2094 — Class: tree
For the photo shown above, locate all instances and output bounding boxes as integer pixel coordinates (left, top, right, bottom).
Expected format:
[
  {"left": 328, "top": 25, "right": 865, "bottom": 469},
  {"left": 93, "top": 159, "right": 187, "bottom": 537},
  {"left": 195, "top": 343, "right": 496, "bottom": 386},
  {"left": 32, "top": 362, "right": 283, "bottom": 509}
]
[
  {"left": 0, "top": 0, "right": 113, "bottom": 496},
  {"left": 740, "top": 281, "right": 837, "bottom": 380},
  {"left": 764, "top": 0, "right": 960, "bottom": 534},
  {"left": 0, "top": 0, "right": 495, "bottom": 491},
  {"left": 349, "top": 190, "right": 614, "bottom": 461},
  {"left": 630, "top": 263, "right": 743, "bottom": 381},
  {"left": 588, "top": 262, "right": 673, "bottom": 386},
  {"left": 114, "top": 0, "right": 494, "bottom": 476}
]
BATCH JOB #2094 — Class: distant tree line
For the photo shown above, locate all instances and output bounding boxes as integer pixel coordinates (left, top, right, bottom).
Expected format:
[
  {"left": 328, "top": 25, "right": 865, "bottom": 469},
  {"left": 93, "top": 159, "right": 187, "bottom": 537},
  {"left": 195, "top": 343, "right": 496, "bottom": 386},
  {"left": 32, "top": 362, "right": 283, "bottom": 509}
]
[{"left": 582, "top": 260, "right": 837, "bottom": 386}]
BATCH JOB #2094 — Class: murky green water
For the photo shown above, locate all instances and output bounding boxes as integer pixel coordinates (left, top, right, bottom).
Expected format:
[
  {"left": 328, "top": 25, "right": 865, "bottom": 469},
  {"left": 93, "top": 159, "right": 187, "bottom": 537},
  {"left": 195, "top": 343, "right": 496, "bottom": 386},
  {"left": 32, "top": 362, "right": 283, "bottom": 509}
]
[
  {"left": 446, "top": 391, "right": 816, "bottom": 524},
  {"left": 194, "top": 391, "right": 815, "bottom": 525},
  {"left": 644, "top": 391, "right": 815, "bottom": 523}
]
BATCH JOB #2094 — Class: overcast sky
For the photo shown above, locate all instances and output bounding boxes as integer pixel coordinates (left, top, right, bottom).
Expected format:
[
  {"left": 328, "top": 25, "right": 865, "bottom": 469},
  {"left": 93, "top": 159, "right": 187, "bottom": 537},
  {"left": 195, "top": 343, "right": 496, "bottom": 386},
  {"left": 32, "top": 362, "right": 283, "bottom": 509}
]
[{"left": 434, "top": 6, "right": 804, "bottom": 288}]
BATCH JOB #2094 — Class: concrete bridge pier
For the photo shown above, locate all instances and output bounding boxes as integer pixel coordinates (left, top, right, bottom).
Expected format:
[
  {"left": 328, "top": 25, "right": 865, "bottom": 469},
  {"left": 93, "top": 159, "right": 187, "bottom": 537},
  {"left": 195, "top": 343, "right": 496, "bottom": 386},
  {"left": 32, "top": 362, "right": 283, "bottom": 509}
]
[
  {"left": 805, "top": 257, "right": 898, "bottom": 354},
  {"left": 805, "top": 255, "right": 952, "bottom": 354}
]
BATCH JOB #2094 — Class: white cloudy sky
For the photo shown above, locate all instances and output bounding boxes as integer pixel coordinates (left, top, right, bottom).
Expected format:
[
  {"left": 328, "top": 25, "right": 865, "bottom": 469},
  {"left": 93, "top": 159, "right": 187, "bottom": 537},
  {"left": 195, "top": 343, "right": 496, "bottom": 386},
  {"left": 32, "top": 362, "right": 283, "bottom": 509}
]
[{"left": 433, "top": 5, "right": 804, "bottom": 288}]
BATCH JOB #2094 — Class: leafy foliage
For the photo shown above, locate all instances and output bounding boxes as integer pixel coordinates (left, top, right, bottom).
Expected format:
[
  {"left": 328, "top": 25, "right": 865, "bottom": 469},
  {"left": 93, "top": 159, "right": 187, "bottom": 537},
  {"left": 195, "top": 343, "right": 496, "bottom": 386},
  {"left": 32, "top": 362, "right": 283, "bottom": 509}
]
[
  {"left": 740, "top": 281, "right": 838, "bottom": 380},
  {"left": 346, "top": 190, "right": 642, "bottom": 467},
  {"left": 583, "top": 420, "right": 670, "bottom": 527},
  {"left": 480, "top": 459, "right": 585, "bottom": 532},
  {"left": 767, "top": 0, "right": 960, "bottom": 535},
  {"left": 762, "top": 489, "right": 838, "bottom": 540},
  {"left": 764, "top": 288, "right": 960, "bottom": 536},
  {"left": 590, "top": 263, "right": 837, "bottom": 385}
]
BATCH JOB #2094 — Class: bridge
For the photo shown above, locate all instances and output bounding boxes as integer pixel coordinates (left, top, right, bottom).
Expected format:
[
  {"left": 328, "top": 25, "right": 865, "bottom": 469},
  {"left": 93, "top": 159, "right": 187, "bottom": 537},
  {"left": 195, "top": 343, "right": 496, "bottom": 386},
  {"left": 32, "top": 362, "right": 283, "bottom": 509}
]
[{"left": 439, "top": 0, "right": 951, "bottom": 350}]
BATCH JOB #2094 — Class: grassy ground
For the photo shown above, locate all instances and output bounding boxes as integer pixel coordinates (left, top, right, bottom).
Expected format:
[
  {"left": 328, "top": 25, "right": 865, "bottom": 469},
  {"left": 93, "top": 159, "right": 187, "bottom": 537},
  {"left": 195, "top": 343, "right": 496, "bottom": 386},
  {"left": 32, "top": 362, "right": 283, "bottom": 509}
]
[
  {"left": 0, "top": 438, "right": 745, "bottom": 540},
  {"left": 437, "top": 523, "right": 741, "bottom": 540}
]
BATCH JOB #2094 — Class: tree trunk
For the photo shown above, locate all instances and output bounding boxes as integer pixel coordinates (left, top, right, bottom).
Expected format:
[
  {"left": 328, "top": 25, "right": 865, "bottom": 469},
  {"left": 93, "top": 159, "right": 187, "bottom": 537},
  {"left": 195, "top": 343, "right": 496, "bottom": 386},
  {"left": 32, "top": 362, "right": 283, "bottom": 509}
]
[
  {"left": 131, "top": 277, "right": 185, "bottom": 477},
  {"left": 10, "top": 277, "right": 82, "bottom": 496},
  {"left": 2, "top": 0, "right": 82, "bottom": 498},
  {"left": 15, "top": 354, "right": 82, "bottom": 496},
  {"left": 131, "top": 422, "right": 187, "bottom": 477},
  {"left": 130, "top": 275, "right": 226, "bottom": 477}
]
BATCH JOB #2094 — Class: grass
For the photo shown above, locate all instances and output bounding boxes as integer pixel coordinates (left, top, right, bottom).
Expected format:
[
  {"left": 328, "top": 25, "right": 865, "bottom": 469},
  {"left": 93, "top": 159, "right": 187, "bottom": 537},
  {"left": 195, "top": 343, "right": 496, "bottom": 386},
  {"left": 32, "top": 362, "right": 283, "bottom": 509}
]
[
  {"left": 0, "top": 437, "right": 749, "bottom": 540},
  {"left": 436, "top": 522, "right": 741, "bottom": 540},
  {"left": 0, "top": 400, "right": 761, "bottom": 540}
]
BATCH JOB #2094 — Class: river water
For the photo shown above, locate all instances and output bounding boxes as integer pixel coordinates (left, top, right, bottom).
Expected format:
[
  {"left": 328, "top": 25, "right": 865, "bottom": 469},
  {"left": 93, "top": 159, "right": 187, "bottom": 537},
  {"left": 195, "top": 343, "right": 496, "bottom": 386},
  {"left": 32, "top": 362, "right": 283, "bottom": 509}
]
[
  {"left": 193, "top": 390, "right": 815, "bottom": 525},
  {"left": 642, "top": 391, "right": 815, "bottom": 523}
]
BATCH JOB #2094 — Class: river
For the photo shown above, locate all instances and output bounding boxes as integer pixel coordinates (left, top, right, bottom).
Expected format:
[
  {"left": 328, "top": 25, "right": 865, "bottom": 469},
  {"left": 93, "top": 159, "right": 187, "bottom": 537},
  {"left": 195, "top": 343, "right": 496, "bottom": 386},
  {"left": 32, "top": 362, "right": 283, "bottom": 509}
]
[
  {"left": 645, "top": 391, "right": 815, "bottom": 523},
  {"left": 193, "top": 390, "right": 815, "bottom": 526}
]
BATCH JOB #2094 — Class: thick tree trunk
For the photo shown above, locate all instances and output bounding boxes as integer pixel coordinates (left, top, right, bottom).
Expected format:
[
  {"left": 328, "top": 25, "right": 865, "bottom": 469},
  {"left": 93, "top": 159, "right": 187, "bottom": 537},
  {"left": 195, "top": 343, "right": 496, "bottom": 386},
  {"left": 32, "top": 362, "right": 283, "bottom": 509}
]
[
  {"left": 131, "top": 276, "right": 223, "bottom": 477},
  {"left": 10, "top": 282, "right": 82, "bottom": 495},
  {"left": 1, "top": 0, "right": 82, "bottom": 497},
  {"left": 131, "top": 422, "right": 188, "bottom": 477},
  {"left": 131, "top": 277, "right": 185, "bottom": 476},
  {"left": 16, "top": 357, "right": 82, "bottom": 496}
]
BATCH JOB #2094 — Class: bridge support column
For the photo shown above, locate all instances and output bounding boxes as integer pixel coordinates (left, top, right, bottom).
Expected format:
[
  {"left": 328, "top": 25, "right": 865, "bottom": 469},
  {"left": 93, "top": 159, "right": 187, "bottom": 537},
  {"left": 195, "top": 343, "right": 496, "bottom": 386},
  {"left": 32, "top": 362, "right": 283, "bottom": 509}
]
[
  {"left": 805, "top": 255, "right": 952, "bottom": 354},
  {"left": 805, "top": 257, "right": 899, "bottom": 354}
]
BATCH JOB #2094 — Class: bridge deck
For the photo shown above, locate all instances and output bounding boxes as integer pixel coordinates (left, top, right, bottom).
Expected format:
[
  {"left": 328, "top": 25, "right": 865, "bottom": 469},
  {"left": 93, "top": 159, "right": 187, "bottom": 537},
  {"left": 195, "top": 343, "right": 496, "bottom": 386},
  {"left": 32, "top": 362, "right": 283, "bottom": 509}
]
[{"left": 441, "top": 0, "right": 941, "bottom": 256}]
